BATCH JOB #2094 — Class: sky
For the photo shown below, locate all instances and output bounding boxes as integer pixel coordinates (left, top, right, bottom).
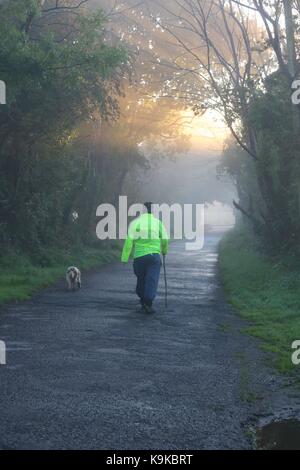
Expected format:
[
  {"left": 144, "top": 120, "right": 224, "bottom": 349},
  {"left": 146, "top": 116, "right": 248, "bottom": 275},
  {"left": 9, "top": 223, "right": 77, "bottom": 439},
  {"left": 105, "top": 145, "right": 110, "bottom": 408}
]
[{"left": 181, "top": 110, "right": 230, "bottom": 153}]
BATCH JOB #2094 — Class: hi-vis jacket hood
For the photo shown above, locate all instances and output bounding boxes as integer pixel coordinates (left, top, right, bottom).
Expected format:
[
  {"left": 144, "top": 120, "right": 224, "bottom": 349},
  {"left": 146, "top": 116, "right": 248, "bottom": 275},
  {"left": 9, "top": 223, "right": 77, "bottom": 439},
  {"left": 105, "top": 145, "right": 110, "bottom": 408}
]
[{"left": 121, "top": 213, "right": 169, "bottom": 263}]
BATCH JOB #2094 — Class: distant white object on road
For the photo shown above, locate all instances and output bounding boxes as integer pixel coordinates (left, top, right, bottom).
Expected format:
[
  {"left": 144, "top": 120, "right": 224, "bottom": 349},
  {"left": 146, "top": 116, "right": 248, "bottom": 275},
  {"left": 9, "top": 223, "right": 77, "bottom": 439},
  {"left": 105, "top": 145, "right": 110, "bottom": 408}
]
[{"left": 66, "top": 266, "right": 81, "bottom": 291}]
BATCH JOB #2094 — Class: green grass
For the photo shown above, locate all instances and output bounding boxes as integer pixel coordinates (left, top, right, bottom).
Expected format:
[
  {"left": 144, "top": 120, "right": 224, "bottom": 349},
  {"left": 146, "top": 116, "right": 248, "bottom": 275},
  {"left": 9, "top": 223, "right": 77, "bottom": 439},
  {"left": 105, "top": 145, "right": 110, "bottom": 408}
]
[
  {"left": 0, "top": 242, "right": 121, "bottom": 304},
  {"left": 219, "top": 227, "right": 300, "bottom": 374}
]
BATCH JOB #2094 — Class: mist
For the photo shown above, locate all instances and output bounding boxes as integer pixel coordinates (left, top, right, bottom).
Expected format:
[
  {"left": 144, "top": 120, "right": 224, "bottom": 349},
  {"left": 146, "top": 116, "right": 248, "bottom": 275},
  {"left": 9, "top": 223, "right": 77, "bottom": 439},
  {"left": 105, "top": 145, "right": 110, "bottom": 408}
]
[{"left": 87, "top": 0, "right": 236, "bottom": 229}]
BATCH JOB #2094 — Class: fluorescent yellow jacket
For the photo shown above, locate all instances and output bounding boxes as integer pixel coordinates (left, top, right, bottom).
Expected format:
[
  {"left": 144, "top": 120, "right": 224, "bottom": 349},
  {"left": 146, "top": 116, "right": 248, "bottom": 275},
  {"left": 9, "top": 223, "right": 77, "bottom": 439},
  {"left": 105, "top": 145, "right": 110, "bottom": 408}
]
[{"left": 121, "top": 213, "right": 169, "bottom": 263}]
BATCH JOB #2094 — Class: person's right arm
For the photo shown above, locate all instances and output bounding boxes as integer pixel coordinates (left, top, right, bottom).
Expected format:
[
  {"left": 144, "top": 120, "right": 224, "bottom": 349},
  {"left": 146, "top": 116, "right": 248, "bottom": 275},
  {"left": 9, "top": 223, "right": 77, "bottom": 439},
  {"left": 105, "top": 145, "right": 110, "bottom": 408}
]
[{"left": 159, "top": 220, "right": 169, "bottom": 255}]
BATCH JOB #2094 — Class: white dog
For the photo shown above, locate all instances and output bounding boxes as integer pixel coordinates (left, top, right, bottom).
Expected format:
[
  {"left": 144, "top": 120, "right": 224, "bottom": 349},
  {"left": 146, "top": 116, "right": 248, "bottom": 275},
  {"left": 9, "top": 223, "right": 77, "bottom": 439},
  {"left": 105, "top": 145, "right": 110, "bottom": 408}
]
[{"left": 66, "top": 266, "right": 81, "bottom": 291}]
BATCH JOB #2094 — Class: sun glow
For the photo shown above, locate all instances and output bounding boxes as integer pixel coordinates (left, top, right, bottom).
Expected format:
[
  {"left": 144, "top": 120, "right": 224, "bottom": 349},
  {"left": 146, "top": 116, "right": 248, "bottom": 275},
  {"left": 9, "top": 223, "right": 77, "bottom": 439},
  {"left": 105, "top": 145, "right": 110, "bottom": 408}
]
[{"left": 182, "top": 109, "right": 230, "bottom": 152}]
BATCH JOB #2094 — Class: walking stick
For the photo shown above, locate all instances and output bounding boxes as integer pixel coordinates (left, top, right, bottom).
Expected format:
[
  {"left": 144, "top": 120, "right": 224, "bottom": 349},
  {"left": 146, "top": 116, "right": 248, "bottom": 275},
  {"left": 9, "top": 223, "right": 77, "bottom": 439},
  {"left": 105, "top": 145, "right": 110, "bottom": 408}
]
[{"left": 162, "top": 255, "right": 168, "bottom": 310}]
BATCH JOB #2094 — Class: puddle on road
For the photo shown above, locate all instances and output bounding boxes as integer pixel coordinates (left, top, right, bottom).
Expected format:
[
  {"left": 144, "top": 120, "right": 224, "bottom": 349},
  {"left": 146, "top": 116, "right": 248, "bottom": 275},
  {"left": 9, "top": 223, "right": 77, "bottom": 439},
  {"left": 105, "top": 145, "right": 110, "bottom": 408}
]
[{"left": 256, "top": 419, "right": 300, "bottom": 450}]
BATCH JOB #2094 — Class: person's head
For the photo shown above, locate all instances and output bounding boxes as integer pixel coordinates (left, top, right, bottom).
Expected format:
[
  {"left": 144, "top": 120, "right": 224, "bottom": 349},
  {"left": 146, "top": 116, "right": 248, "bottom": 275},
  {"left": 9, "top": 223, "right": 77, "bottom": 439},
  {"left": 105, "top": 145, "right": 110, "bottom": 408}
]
[{"left": 143, "top": 202, "right": 153, "bottom": 214}]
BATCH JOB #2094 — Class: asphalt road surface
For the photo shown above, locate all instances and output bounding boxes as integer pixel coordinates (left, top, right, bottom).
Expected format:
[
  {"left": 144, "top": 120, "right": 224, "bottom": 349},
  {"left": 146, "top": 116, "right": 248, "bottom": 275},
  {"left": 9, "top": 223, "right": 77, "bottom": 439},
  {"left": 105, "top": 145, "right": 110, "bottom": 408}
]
[{"left": 0, "top": 234, "right": 298, "bottom": 449}]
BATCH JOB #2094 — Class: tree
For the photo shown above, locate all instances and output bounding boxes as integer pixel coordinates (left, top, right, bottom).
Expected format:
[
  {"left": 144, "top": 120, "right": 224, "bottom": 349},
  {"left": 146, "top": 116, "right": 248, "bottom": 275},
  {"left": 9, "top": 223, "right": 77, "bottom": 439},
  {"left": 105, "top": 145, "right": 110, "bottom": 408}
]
[
  {"left": 0, "top": 0, "right": 128, "bottom": 249},
  {"left": 142, "top": 0, "right": 300, "bottom": 249}
]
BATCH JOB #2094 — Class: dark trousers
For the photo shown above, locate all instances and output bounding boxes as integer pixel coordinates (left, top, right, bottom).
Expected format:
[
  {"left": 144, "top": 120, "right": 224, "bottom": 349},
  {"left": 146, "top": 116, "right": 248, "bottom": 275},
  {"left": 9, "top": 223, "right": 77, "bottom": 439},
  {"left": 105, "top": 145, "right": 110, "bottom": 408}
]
[{"left": 133, "top": 254, "right": 161, "bottom": 307}]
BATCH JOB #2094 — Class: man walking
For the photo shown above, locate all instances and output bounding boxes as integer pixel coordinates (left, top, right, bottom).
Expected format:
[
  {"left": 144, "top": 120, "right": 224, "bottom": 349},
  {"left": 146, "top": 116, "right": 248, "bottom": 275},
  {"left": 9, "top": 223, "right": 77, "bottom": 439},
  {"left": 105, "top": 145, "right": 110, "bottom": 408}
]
[{"left": 121, "top": 202, "right": 169, "bottom": 313}]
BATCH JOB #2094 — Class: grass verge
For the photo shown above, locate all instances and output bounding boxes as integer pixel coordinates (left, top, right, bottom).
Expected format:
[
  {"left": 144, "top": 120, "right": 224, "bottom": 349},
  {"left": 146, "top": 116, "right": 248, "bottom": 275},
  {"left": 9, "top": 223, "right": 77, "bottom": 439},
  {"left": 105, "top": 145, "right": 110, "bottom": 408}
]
[
  {"left": 219, "top": 227, "right": 300, "bottom": 374},
  {"left": 0, "top": 242, "right": 121, "bottom": 304}
]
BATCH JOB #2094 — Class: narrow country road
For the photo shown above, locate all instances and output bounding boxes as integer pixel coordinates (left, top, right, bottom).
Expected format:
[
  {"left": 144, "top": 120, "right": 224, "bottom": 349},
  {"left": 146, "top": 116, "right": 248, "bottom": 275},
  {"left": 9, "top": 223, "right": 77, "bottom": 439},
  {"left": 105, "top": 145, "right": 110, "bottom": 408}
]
[{"left": 0, "top": 234, "right": 297, "bottom": 449}]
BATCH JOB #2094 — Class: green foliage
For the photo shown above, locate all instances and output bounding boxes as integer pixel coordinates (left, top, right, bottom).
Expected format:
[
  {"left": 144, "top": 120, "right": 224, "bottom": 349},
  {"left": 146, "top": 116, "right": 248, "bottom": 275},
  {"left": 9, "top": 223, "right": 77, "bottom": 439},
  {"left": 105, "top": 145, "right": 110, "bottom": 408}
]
[
  {"left": 248, "top": 74, "right": 300, "bottom": 249},
  {"left": 0, "top": 0, "right": 128, "bottom": 251},
  {"left": 219, "top": 227, "right": 300, "bottom": 375},
  {"left": 221, "top": 71, "right": 300, "bottom": 251},
  {"left": 0, "top": 241, "right": 121, "bottom": 304}
]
